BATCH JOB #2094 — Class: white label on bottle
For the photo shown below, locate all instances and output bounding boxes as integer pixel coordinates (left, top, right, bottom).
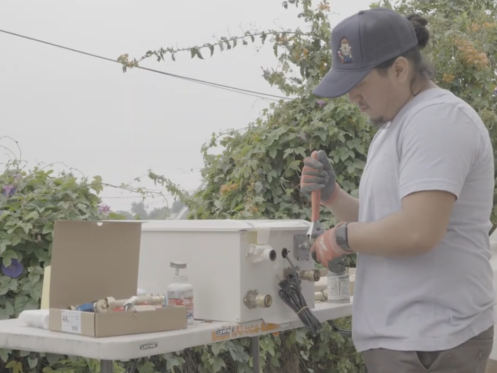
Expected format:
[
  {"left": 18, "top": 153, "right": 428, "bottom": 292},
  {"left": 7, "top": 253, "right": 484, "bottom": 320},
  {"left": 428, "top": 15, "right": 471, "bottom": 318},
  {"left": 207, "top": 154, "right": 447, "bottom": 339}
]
[
  {"left": 167, "top": 290, "right": 193, "bottom": 299},
  {"left": 61, "top": 310, "right": 82, "bottom": 334},
  {"left": 327, "top": 273, "right": 351, "bottom": 302}
]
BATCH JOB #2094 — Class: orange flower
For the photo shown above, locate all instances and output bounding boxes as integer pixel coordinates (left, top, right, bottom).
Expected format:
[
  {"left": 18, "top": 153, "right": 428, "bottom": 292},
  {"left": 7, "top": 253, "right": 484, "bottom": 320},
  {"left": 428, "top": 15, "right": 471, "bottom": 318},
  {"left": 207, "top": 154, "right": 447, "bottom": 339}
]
[
  {"left": 454, "top": 37, "right": 489, "bottom": 69},
  {"left": 470, "top": 23, "right": 480, "bottom": 32},
  {"left": 220, "top": 183, "right": 239, "bottom": 195},
  {"left": 443, "top": 73, "right": 455, "bottom": 83},
  {"left": 318, "top": 2, "right": 330, "bottom": 11}
]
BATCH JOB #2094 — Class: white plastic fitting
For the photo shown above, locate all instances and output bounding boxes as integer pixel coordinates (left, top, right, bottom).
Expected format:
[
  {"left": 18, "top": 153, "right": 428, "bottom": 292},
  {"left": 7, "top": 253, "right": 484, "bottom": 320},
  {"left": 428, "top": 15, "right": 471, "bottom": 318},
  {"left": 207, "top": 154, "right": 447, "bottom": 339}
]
[
  {"left": 246, "top": 228, "right": 277, "bottom": 263},
  {"left": 315, "top": 289, "right": 328, "bottom": 302},
  {"left": 246, "top": 244, "right": 277, "bottom": 263}
]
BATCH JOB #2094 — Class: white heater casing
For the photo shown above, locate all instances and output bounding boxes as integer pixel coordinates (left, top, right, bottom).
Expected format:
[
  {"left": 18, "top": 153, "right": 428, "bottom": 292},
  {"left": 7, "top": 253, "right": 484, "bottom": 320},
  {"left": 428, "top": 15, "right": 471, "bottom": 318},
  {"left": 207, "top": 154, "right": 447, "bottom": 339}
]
[{"left": 137, "top": 219, "right": 316, "bottom": 324}]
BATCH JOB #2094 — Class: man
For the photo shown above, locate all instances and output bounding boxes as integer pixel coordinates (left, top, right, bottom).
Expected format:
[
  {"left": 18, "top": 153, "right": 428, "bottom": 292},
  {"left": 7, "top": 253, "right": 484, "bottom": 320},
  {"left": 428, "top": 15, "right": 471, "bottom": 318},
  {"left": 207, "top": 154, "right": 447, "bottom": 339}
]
[{"left": 300, "top": 7, "right": 495, "bottom": 373}]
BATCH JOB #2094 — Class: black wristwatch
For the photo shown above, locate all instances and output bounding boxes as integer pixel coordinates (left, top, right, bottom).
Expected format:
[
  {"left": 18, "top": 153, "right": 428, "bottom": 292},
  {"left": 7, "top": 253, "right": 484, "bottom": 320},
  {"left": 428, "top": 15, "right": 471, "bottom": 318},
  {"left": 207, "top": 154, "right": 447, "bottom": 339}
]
[{"left": 335, "top": 223, "right": 354, "bottom": 253}]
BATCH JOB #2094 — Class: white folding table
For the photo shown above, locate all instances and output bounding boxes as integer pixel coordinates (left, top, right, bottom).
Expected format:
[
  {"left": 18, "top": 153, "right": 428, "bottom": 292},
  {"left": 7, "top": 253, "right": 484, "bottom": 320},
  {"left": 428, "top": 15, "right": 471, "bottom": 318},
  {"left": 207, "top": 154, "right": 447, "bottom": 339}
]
[{"left": 0, "top": 301, "right": 353, "bottom": 373}]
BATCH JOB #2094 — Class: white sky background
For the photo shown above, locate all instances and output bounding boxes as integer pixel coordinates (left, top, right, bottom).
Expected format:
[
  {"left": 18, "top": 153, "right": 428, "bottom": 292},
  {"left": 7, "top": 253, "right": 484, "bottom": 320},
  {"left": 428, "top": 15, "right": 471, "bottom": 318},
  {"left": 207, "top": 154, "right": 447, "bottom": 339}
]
[{"left": 0, "top": 0, "right": 373, "bottom": 213}]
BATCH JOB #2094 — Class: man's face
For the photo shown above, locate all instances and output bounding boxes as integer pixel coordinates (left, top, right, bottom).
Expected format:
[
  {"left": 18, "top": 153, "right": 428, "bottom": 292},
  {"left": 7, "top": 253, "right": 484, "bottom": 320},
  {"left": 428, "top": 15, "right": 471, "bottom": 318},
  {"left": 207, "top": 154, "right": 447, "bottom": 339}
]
[{"left": 347, "top": 59, "right": 410, "bottom": 128}]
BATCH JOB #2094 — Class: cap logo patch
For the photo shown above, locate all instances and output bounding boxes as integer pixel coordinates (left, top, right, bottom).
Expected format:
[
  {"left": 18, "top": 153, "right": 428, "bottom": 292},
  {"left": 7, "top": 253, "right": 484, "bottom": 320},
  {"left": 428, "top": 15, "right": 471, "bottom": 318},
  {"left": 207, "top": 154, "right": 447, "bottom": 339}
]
[{"left": 337, "top": 37, "right": 353, "bottom": 64}]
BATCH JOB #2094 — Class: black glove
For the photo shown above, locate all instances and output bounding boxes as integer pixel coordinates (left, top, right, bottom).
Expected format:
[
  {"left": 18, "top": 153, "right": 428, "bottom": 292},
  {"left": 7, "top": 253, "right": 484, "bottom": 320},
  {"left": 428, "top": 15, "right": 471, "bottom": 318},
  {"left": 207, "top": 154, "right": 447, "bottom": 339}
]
[{"left": 300, "top": 150, "right": 338, "bottom": 203}]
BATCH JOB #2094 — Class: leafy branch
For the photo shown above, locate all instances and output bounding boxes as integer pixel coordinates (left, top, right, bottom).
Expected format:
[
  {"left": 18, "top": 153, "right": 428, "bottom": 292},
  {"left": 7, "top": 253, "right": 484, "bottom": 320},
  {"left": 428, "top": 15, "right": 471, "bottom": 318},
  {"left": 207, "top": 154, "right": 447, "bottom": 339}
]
[
  {"left": 117, "top": 29, "right": 310, "bottom": 70},
  {"left": 115, "top": 0, "right": 333, "bottom": 94},
  {"left": 148, "top": 171, "right": 191, "bottom": 206}
]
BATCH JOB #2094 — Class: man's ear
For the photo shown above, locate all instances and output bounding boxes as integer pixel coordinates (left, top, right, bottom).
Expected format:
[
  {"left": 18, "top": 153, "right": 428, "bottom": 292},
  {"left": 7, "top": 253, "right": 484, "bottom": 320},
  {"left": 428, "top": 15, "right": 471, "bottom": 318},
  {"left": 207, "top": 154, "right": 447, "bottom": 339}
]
[{"left": 392, "top": 57, "right": 409, "bottom": 84}]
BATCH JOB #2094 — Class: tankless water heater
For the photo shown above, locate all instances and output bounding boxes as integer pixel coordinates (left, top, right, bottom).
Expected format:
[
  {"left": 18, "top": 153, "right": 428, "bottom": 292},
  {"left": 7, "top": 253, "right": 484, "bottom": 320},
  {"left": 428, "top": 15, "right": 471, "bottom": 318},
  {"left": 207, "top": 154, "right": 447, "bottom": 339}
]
[{"left": 137, "top": 219, "right": 319, "bottom": 324}]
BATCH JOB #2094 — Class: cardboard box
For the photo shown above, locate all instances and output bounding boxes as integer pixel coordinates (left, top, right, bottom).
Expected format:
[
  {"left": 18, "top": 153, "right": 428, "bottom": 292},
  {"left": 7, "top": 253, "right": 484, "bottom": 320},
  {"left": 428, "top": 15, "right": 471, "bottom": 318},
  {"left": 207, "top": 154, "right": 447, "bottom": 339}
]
[{"left": 48, "top": 220, "right": 187, "bottom": 337}]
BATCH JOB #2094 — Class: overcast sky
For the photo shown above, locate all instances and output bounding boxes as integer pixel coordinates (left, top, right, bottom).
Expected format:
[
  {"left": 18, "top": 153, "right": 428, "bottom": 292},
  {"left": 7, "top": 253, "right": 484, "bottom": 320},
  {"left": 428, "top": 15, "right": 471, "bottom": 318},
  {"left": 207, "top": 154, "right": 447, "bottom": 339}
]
[{"left": 0, "top": 0, "right": 373, "bottom": 213}]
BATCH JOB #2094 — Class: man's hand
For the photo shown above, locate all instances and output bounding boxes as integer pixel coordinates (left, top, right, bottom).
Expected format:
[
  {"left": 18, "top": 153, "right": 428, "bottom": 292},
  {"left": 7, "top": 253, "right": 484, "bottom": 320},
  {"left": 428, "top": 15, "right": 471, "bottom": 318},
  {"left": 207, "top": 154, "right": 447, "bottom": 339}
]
[
  {"left": 310, "top": 223, "right": 352, "bottom": 269},
  {"left": 301, "top": 150, "right": 340, "bottom": 205}
]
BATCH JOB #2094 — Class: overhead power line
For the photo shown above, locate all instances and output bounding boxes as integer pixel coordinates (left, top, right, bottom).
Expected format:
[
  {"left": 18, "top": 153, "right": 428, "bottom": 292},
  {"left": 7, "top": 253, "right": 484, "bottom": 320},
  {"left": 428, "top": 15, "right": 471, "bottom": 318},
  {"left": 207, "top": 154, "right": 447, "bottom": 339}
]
[{"left": 0, "top": 28, "right": 292, "bottom": 102}]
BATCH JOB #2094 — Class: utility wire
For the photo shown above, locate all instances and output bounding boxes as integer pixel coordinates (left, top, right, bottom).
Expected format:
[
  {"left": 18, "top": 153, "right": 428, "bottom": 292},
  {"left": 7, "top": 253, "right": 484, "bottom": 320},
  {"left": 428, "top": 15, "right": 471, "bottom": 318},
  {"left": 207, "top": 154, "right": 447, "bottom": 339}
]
[{"left": 0, "top": 28, "right": 292, "bottom": 102}]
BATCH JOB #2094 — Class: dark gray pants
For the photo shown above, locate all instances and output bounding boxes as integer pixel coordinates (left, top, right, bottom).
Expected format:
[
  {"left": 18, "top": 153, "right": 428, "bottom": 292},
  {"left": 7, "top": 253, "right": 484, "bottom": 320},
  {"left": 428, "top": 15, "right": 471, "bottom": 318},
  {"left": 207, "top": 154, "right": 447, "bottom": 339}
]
[{"left": 362, "top": 326, "right": 494, "bottom": 373}]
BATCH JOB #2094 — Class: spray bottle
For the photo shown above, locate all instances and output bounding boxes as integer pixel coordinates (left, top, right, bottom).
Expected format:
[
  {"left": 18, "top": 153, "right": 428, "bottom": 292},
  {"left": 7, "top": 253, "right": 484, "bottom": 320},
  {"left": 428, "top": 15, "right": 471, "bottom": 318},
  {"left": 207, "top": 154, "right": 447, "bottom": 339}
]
[{"left": 167, "top": 261, "right": 194, "bottom": 325}]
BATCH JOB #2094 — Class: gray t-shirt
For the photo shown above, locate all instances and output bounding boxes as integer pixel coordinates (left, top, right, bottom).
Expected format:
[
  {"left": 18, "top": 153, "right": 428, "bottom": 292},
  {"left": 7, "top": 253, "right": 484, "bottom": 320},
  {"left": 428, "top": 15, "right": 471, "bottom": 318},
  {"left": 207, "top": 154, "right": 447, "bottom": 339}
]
[{"left": 353, "top": 87, "right": 495, "bottom": 352}]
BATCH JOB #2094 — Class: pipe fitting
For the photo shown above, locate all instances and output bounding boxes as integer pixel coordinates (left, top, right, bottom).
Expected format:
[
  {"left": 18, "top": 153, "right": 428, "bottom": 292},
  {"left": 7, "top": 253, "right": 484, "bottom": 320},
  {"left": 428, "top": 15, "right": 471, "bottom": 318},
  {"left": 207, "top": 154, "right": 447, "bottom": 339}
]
[
  {"left": 109, "top": 294, "right": 167, "bottom": 310},
  {"left": 315, "top": 289, "right": 328, "bottom": 302},
  {"left": 300, "top": 269, "right": 321, "bottom": 282},
  {"left": 244, "top": 290, "right": 272, "bottom": 309},
  {"left": 283, "top": 267, "right": 320, "bottom": 282},
  {"left": 246, "top": 244, "right": 276, "bottom": 263}
]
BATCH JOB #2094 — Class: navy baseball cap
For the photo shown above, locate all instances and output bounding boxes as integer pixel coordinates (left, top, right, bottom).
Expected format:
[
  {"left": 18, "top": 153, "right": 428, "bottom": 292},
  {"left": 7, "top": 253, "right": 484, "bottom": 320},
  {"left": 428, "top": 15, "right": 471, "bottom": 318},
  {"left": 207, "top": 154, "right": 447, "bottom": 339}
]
[{"left": 313, "top": 8, "right": 418, "bottom": 98}]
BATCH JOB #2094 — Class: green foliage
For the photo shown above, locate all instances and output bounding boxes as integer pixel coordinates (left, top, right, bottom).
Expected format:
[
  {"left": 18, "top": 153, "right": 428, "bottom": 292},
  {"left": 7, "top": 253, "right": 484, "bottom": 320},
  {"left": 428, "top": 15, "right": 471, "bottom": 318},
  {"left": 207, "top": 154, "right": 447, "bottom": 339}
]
[
  {"left": 40, "top": 356, "right": 126, "bottom": 373},
  {"left": 0, "top": 151, "right": 108, "bottom": 371},
  {"left": 0, "top": 165, "right": 105, "bottom": 311},
  {"left": 187, "top": 97, "right": 368, "bottom": 225}
]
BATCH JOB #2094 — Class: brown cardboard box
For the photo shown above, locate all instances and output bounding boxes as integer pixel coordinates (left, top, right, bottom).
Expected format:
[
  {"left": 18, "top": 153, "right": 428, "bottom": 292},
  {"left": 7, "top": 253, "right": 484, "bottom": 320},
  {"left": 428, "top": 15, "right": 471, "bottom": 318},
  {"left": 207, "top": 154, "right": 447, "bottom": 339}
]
[{"left": 48, "top": 220, "right": 187, "bottom": 337}]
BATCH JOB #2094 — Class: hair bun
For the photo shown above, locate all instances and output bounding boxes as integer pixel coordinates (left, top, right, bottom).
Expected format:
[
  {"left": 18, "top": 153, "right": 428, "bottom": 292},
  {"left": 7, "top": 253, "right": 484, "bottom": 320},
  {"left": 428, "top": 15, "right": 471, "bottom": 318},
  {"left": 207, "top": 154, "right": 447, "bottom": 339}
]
[{"left": 406, "top": 14, "right": 430, "bottom": 49}]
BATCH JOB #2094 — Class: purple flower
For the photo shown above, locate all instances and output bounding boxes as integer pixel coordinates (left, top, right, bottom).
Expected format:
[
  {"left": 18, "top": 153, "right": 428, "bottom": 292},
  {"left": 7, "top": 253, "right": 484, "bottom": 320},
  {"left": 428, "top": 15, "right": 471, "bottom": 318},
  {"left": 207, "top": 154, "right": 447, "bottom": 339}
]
[
  {"left": 316, "top": 100, "right": 327, "bottom": 107},
  {"left": 2, "top": 185, "right": 16, "bottom": 198},
  {"left": 13, "top": 174, "right": 22, "bottom": 181},
  {"left": 1, "top": 259, "right": 24, "bottom": 278},
  {"left": 98, "top": 204, "right": 111, "bottom": 216}
]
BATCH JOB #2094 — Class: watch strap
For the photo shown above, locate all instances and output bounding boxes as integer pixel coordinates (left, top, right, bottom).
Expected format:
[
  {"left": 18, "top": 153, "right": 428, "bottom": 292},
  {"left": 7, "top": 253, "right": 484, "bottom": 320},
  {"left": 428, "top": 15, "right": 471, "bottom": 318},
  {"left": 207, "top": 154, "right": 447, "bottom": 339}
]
[{"left": 335, "top": 223, "right": 353, "bottom": 253}]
